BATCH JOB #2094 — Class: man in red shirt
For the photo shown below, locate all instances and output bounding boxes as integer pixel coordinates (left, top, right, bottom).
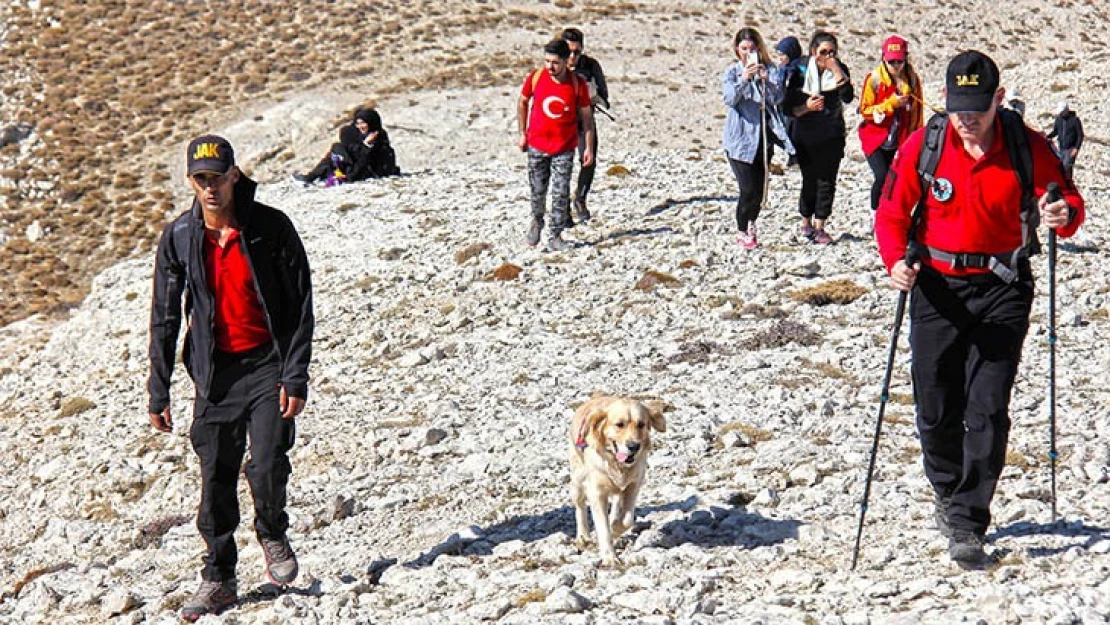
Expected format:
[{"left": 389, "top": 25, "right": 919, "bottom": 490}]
[
  {"left": 148, "top": 136, "right": 314, "bottom": 619},
  {"left": 875, "top": 51, "right": 1084, "bottom": 569},
  {"left": 517, "top": 38, "right": 595, "bottom": 251}
]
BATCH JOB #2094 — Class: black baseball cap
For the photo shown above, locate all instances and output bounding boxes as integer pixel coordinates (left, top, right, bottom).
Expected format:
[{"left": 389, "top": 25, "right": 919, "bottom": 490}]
[
  {"left": 945, "top": 50, "right": 1000, "bottom": 113},
  {"left": 186, "top": 135, "right": 235, "bottom": 176}
]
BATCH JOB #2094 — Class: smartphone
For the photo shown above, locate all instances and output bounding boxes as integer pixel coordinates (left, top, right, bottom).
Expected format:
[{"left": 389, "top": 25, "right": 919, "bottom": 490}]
[{"left": 747, "top": 51, "right": 759, "bottom": 67}]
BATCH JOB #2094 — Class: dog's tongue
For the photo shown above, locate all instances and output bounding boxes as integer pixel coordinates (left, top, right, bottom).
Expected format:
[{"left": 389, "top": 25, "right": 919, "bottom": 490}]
[{"left": 616, "top": 451, "right": 630, "bottom": 463}]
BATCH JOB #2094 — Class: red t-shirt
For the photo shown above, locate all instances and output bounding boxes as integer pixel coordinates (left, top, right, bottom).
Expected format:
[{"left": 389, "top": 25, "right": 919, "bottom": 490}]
[
  {"left": 203, "top": 228, "right": 272, "bottom": 353},
  {"left": 875, "top": 117, "right": 1085, "bottom": 276},
  {"left": 521, "top": 69, "right": 590, "bottom": 155}
]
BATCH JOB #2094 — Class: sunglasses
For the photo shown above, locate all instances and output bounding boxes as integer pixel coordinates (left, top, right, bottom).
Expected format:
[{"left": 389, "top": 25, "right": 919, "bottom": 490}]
[
  {"left": 817, "top": 49, "right": 837, "bottom": 57},
  {"left": 887, "top": 59, "right": 905, "bottom": 66}
]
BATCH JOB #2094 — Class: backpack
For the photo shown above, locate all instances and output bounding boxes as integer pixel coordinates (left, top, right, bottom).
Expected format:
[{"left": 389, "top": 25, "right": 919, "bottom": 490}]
[{"left": 911, "top": 107, "right": 1037, "bottom": 283}]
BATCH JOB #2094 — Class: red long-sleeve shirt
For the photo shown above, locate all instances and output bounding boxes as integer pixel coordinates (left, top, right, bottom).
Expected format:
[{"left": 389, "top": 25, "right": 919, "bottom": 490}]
[{"left": 875, "top": 116, "right": 1084, "bottom": 276}]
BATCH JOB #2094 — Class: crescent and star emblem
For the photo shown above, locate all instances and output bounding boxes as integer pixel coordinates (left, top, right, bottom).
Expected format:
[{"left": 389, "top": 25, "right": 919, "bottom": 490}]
[{"left": 541, "top": 96, "right": 569, "bottom": 119}]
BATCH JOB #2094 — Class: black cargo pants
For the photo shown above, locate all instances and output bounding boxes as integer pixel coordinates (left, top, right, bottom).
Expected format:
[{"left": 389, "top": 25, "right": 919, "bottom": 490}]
[
  {"left": 909, "top": 265, "right": 1033, "bottom": 536},
  {"left": 190, "top": 344, "right": 295, "bottom": 582}
]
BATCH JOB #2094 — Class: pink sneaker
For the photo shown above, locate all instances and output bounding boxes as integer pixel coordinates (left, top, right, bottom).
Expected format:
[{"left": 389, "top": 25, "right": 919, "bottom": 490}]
[
  {"left": 812, "top": 228, "right": 833, "bottom": 245},
  {"left": 800, "top": 224, "right": 816, "bottom": 241},
  {"left": 736, "top": 229, "right": 758, "bottom": 250}
]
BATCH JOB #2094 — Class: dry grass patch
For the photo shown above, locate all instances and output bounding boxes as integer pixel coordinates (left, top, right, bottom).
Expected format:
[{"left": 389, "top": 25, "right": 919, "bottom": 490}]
[
  {"left": 789, "top": 279, "right": 868, "bottom": 306},
  {"left": 739, "top": 320, "right": 820, "bottom": 350},
  {"left": 634, "top": 270, "right": 680, "bottom": 292},
  {"left": 59, "top": 397, "right": 96, "bottom": 418},
  {"left": 455, "top": 242, "right": 491, "bottom": 265},
  {"left": 720, "top": 420, "right": 773, "bottom": 443}
]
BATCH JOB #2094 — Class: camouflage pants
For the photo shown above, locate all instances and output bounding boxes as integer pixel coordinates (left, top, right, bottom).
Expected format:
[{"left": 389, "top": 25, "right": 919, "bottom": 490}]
[{"left": 528, "top": 147, "right": 574, "bottom": 234}]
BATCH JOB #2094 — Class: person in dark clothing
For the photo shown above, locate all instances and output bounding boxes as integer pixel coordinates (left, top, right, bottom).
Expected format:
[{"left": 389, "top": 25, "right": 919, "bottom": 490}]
[
  {"left": 875, "top": 51, "right": 1084, "bottom": 569},
  {"left": 773, "top": 36, "right": 804, "bottom": 166},
  {"left": 149, "top": 136, "right": 314, "bottom": 620},
  {"left": 783, "top": 31, "right": 854, "bottom": 245},
  {"left": 293, "top": 108, "right": 399, "bottom": 186},
  {"left": 562, "top": 27, "right": 609, "bottom": 223},
  {"left": 1047, "top": 101, "right": 1083, "bottom": 177}
]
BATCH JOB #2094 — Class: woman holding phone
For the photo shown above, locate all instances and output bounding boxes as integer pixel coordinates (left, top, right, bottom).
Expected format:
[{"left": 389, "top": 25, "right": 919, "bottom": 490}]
[
  {"left": 783, "top": 31, "right": 853, "bottom": 245},
  {"left": 720, "top": 27, "right": 788, "bottom": 249}
]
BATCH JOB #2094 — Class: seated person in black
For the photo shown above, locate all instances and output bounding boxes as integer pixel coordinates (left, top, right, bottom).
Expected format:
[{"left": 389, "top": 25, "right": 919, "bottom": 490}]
[{"left": 293, "top": 108, "right": 399, "bottom": 186}]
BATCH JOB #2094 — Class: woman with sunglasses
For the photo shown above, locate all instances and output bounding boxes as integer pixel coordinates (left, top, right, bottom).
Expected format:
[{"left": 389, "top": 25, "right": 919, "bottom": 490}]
[
  {"left": 858, "top": 36, "right": 924, "bottom": 211},
  {"left": 783, "top": 31, "right": 854, "bottom": 245}
]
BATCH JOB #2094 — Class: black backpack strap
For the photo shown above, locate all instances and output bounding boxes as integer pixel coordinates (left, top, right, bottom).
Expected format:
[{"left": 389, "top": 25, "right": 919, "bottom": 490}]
[
  {"left": 910, "top": 113, "right": 948, "bottom": 245},
  {"left": 997, "top": 107, "right": 1040, "bottom": 257}
]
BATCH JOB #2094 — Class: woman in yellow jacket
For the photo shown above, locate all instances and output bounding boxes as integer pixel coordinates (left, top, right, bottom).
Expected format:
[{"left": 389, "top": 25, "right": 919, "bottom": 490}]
[{"left": 858, "top": 36, "right": 923, "bottom": 211}]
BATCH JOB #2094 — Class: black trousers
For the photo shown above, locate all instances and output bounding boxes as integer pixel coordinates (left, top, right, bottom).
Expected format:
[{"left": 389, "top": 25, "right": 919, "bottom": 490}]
[
  {"left": 575, "top": 122, "right": 598, "bottom": 203},
  {"left": 865, "top": 148, "right": 896, "bottom": 211},
  {"left": 190, "top": 345, "right": 295, "bottom": 582},
  {"left": 909, "top": 267, "right": 1033, "bottom": 535},
  {"left": 794, "top": 137, "right": 844, "bottom": 220},
  {"left": 727, "top": 139, "right": 768, "bottom": 232}
]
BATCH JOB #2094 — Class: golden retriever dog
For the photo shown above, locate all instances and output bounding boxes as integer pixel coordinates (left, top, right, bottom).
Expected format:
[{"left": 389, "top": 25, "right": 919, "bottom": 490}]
[{"left": 569, "top": 396, "right": 666, "bottom": 566}]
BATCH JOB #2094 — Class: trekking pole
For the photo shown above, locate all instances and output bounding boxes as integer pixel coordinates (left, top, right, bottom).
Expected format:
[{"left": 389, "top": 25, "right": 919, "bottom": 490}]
[
  {"left": 851, "top": 248, "right": 917, "bottom": 570},
  {"left": 594, "top": 105, "right": 615, "bottom": 122},
  {"left": 1046, "top": 182, "right": 1062, "bottom": 522},
  {"left": 757, "top": 77, "right": 770, "bottom": 213}
]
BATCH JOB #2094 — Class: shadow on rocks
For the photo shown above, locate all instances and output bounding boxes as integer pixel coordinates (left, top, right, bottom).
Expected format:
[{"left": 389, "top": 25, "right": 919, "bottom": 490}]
[
  {"left": 400, "top": 496, "right": 800, "bottom": 570},
  {"left": 235, "top": 578, "right": 324, "bottom": 609},
  {"left": 646, "top": 194, "right": 733, "bottom": 216},
  {"left": 990, "top": 519, "right": 1110, "bottom": 558}
]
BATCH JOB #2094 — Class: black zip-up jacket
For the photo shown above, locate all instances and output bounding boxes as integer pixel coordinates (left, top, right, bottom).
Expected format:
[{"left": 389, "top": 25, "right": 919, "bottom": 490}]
[
  {"left": 783, "top": 58, "right": 854, "bottom": 146},
  {"left": 147, "top": 175, "right": 314, "bottom": 415},
  {"left": 1047, "top": 110, "right": 1084, "bottom": 152},
  {"left": 572, "top": 54, "right": 609, "bottom": 110}
]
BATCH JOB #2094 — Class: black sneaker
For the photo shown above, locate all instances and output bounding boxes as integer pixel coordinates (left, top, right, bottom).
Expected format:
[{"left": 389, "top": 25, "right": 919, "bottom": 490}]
[
  {"left": 181, "top": 579, "right": 237, "bottom": 621},
  {"left": 292, "top": 173, "right": 311, "bottom": 187},
  {"left": 526, "top": 217, "right": 543, "bottom": 247},
  {"left": 261, "top": 535, "right": 299, "bottom": 586},
  {"left": 948, "top": 530, "right": 989, "bottom": 568},
  {"left": 574, "top": 197, "right": 592, "bottom": 223},
  {"left": 933, "top": 492, "right": 953, "bottom": 538}
]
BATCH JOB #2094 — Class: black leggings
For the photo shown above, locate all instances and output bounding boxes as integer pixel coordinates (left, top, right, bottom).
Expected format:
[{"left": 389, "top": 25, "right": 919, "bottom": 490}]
[
  {"left": 727, "top": 139, "right": 768, "bottom": 232},
  {"left": 866, "top": 148, "right": 896, "bottom": 211},
  {"left": 795, "top": 138, "right": 844, "bottom": 221}
]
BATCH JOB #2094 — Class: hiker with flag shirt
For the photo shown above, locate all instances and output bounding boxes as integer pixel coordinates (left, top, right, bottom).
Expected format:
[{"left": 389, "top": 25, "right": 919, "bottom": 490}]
[
  {"left": 517, "top": 38, "right": 595, "bottom": 251},
  {"left": 874, "top": 50, "right": 1084, "bottom": 569},
  {"left": 858, "top": 35, "right": 924, "bottom": 212},
  {"left": 149, "top": 136, "right": 314, "bottom": 619},
  {"left": 721, "top": 26, "right": 789, "bottom": 249},
  {"left": 563, "top": 27, "right": 608, "bottom": 224},
  {"left": 783, "top": 31, "right": 854, "bottom": 245}
]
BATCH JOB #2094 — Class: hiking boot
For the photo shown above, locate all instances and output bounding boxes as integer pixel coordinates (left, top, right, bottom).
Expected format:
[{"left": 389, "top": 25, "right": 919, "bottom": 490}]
[
  {"left": 800, "top": 224, "right": 817, "bottom": 241},
  {"left": 574, "top": 197, "right": 592, "bottom": 223},
  {"left": 948, "top": 530, "right": 989, "bottom": 568},
  {"left": 812, "top": 228, "right": 833, "bottom": 245},
  {"left": 547, "top": 234, "right": 570, "bottom": 252},
  {"left": 181, "top": 579, "right": 237, "bottom": 621},
  {"left": 526, "top": 217, "right": 543, "bottom": 247},
  {"left": 933, "top": 492, "right": 953, "bottom": 538},
  {"left": 261, "top": 536, "right": 299, "bottom": 586}
]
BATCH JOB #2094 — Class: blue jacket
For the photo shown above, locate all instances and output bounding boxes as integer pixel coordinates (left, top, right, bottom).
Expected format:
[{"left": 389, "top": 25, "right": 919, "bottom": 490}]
[{"left": 721, "top": 63, "right": 790, "bottom": 163}]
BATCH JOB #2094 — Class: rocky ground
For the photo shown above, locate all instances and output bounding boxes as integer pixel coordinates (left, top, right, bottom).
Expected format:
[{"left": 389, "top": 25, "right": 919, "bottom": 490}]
[{"left": 1, "top": 1, "right": 1109, "bottom": 624}]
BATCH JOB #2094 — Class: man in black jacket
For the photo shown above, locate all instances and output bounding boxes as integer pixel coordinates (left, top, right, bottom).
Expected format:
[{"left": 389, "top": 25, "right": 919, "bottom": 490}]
[
  {"left": 563, "top": 27, "right": 609, "bottom": 223},
  {"left": 148, "top": 135, "right": 314, "bottom": 621},
  {"left": 1047, "top": 101, "right": 1083, "bottom": 177}
]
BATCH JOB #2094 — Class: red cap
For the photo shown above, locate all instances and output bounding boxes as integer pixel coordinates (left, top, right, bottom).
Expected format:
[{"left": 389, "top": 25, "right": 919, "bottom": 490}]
[{"left": 882, "top": 36, "right": 908, "bottom": 62}]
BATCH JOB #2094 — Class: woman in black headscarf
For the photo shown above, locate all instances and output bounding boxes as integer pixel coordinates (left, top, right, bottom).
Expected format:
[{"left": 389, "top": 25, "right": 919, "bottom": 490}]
[{"left": 294, "top": 108, "right": 400, "bottom": 186}]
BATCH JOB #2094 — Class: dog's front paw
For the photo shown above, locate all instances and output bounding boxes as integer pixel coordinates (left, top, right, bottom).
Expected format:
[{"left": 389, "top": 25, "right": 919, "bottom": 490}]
[
  {"left": 575, "top": 536, "right": 590, "bottom": 551},
  {"left": 599, "top": 552, "right": 621, "bottom": 568}
]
